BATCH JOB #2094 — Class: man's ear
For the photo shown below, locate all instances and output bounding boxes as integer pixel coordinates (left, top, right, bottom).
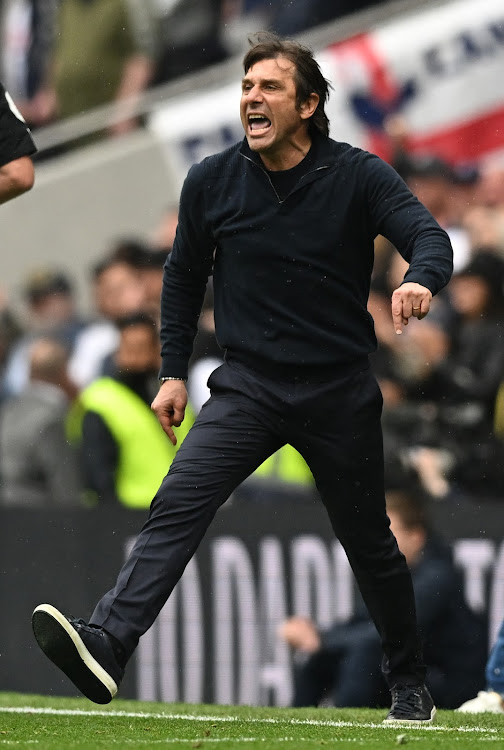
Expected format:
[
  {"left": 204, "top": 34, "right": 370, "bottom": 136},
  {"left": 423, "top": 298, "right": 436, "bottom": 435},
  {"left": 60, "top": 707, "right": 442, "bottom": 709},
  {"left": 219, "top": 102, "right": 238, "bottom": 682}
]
[{"left": 299, "top": 92, "right": 319, "bottom": 120}]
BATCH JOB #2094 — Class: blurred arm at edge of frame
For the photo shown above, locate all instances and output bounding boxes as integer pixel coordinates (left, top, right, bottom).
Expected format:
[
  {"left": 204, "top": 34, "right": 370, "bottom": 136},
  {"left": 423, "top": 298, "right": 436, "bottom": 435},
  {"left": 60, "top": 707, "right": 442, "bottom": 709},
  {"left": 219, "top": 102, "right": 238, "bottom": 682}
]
[{"left": 0, "top": 155, "right": 35, "bottom": 205}]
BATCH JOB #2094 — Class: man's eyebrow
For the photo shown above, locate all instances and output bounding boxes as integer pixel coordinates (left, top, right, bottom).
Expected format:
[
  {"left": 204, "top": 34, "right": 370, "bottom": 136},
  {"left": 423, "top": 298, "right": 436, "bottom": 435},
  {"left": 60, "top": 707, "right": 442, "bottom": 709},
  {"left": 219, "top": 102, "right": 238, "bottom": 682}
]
[{"left": 241, "top": 77, "right": 283, "bottom": 87}]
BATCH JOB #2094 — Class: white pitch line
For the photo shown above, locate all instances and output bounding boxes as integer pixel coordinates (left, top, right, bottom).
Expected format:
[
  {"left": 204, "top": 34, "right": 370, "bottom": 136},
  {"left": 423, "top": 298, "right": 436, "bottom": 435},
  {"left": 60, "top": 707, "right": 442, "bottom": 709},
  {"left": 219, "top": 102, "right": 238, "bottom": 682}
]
[
  {"left": 0, "top": 743, "right": 348, "bottom": 748},
  {"left": 0, "top": 742, "right": 376, "bottom": 748},
  {"left": 0, "top": 706, "right": 499, "bottom": 734}
]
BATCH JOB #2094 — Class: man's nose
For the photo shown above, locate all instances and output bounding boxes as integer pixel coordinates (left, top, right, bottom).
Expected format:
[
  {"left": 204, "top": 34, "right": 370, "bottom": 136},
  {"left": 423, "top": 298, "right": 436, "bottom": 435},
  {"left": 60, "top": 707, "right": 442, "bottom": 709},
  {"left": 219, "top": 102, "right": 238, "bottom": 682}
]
[{"left": 245, "top": 85, "right": 262, "bottom": 102}]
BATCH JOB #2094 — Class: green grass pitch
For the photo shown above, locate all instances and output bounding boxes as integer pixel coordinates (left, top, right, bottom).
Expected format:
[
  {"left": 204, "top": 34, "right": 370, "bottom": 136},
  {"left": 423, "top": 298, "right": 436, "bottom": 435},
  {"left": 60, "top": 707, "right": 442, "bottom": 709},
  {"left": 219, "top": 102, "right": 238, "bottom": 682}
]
[{"left": 0, "top": 692, "right": 503, "bottom": 749}]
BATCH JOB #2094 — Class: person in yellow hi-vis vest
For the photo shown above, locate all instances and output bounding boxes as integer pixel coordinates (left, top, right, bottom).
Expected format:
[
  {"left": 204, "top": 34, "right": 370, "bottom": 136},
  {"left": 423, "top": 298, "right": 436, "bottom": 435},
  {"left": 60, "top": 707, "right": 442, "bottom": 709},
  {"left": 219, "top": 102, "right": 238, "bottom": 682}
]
[
  {"left": 248, "top": 444, "right": 315, "bottom": 499},
  {"left": 72, "top": 312, "right": 194, "bottom": 507}
]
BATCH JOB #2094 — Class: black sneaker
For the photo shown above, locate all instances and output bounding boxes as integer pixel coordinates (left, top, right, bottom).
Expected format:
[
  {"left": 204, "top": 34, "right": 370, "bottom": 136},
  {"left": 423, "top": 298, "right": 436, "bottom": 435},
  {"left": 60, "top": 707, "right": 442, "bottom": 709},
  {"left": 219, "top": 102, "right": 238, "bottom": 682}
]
[
  {"left": 32, "top": 603, "right": 124, "bottom": 704},
  {"left": 383, "top": 683, "right": 436, "bottom": 724}
]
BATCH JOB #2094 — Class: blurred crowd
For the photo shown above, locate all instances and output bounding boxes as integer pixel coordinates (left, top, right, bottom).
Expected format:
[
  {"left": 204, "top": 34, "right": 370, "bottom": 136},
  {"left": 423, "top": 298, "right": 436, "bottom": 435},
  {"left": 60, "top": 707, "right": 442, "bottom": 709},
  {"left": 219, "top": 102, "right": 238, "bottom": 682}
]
[
  {"left": 373, "top": 133, "right": 504, "bottom": 503},
  {"left": 0, "top": 0, "right": 387, "bottom": 141},
  {"left": 0, "top": 208, "right": 178, "bottom": 508}
]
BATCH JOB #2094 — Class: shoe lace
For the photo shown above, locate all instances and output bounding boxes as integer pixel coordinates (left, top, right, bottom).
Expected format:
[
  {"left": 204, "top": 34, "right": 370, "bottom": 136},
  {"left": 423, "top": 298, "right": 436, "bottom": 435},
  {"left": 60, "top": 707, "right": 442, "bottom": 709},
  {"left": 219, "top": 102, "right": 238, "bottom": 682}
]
[
  {"left": 69, "top": 617, "right": 126, "bottom": 668},
  {"left": 70, "top": 617, "right": 103, "bottom": 635},
  {"left": 391, "top": 684, "right": 421, "bottom": 714}
]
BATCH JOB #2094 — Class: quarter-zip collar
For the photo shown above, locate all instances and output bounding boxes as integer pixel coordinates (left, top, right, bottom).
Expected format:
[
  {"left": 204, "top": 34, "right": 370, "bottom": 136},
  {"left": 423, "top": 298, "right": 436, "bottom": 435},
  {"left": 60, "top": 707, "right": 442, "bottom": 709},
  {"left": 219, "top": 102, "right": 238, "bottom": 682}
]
[{"left": 239, "top": 131, "right": 335, "bottom": 202}]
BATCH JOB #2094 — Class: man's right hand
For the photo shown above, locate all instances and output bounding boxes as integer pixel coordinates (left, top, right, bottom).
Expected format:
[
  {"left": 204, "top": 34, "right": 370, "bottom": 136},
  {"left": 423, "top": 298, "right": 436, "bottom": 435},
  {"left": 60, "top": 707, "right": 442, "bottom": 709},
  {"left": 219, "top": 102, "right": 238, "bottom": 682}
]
[{"left": 151, "top": 380, "right": 188, "bottom": 446}]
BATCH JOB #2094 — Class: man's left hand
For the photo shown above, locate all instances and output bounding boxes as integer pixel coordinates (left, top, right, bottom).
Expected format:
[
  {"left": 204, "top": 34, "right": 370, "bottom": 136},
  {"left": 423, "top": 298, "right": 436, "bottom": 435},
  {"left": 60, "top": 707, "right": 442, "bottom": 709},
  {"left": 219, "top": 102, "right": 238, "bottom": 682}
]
[{"left": 391, "top": 282, "right": 432, "bottom": 334}]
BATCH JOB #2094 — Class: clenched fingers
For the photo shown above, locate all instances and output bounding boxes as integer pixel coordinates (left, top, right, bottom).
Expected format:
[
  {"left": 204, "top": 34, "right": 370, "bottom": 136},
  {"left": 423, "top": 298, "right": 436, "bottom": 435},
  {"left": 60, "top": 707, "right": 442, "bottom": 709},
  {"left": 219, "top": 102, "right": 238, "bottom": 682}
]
[{"left": 391, "top": 282, "right": 432, "bottom": 334}]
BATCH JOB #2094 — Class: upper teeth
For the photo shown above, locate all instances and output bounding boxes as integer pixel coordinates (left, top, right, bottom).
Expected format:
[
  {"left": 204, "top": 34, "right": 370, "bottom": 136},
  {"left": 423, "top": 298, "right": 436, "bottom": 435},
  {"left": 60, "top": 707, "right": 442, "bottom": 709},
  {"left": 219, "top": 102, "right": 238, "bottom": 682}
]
[{"left": 249, "top": 114, "right": 265, "bottom": 119}]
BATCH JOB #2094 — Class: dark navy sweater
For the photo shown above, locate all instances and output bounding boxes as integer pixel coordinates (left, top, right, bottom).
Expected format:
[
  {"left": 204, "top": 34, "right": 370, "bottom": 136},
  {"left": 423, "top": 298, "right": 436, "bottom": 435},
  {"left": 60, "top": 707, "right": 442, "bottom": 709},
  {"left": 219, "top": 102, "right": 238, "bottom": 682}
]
[{"left": 159, "top": 133, "right": 453, "bottom": 380}]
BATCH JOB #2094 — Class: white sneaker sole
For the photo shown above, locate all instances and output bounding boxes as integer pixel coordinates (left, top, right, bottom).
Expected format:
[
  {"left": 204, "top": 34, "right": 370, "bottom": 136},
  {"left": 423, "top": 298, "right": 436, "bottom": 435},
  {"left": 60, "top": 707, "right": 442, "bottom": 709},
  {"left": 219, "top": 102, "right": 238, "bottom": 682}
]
[
  {"left": 32, "top": 603, "right": 118, "bottom": 704},
  {"left": 383, "top": 706, "right": 437, "bottom": 724},
  {"left": 456, "top": 691, "right": 504, "bottom": 713}
]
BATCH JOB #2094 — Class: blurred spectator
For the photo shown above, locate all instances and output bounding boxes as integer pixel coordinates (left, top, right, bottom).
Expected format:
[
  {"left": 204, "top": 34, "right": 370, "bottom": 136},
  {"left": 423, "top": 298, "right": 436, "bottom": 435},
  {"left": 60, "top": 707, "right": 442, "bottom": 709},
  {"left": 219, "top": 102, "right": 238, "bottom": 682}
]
[
  {"left": 240, "top": 442, "right": 316, "bottom": 503},
  {"left": 0, "top": 336, "right": 83, "bottom": 507},
  {"left": 475, "top": 163, "right": 504, "bottom": 209},
  {"left": 151, "top": 206, "right": 178, "bottom": 252},
  {"left": 0, "top": 287, "right": 22, "bottom": 376},
  {"left": 0, "top": 0, "right": 58, "bottom": 129},
  {"left": 463, "top": 206, "right": 504, "bottom": 257},
  {"left": 108, "top": 236, "right": 155, "bottom": 268},
  {"left": 74, "top": 312, "right": 194, "bottom": 507},
  {"left": 222, "top": 1, "right": 386, "bottom": 53},
  {"left": 93, "top": 245, "right": 147, "bottom": 320},
  {"left": 403, "top": 251, "right": 504, "bottom": 499},
  {"left": 106, "top": 237, "right": 168, "bottom": 319},
  {"left": 450, "top": 163, "right": 482, "bottom": 224},
  {"left": 2, "top": 269, "right": 85, "bottom": 397},
  {"left": 386, "top": 117, "right": 481, "bottom": 272},
  {"left": 68, "top": 250, "right": 147, "bottom": 388},
  {"left": 429, "top": 252, "right": 504, "bottom": 412},
  {"left": 458, "top": 618, "right": 504, "bottom": 714},
  {"left": 279, "top": 489, "right": 486, "bottom": 709},
  {"left": 221, "top": 0, "right": 271, "bottom": 56},
  {"left": 138, "top": 249, "right": 168, "bottom": 320},
  {"left": 463, "top": 164, "right": 504, "bottom": 258},
  {"left": 153, "top": 0, "right": 228, "bottom": 85},
  {"left": 403, "top": 156, "right": 454, "bottom": 225},
  {"left": 271, "top": 0, "right": 384, "bottom": 36},
  {"left": 39, "top": 0, "right": 156, "bottom": 140},
  {"left": 403, "top": 155, "right": 473, "bottom": 273}
]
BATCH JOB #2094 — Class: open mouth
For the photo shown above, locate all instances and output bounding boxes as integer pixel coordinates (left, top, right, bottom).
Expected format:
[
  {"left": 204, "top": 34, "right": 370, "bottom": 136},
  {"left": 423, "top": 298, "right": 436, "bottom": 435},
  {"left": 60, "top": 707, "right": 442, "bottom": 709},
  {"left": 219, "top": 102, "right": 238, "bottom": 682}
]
[{"left": 248, "top": 113, "right": 272, "bottom": 134}]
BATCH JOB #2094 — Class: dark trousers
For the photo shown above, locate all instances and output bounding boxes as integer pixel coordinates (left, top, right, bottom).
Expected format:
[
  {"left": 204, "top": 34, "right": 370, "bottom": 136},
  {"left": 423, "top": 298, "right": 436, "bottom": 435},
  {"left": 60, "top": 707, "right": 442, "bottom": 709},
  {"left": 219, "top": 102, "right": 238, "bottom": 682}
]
[{"left": 90, "top": 360, "right": 425, "bottom": 688}]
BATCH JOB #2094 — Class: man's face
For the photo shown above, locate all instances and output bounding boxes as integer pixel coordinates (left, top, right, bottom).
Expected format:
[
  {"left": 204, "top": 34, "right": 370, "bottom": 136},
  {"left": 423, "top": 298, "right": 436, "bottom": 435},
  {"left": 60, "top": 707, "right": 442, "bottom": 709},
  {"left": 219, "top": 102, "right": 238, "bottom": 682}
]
[
  {"left": 95, "top": 263, "right": 145, "bottom": 321},
  {"left": 115, "top": 324, "right": 159, "bottom": 374},
  {"left": 388, "top": 510, "right": 425, "bottom": 567},
  {"left": 240, "top": 56, "right": 313, "bottom": 160}
]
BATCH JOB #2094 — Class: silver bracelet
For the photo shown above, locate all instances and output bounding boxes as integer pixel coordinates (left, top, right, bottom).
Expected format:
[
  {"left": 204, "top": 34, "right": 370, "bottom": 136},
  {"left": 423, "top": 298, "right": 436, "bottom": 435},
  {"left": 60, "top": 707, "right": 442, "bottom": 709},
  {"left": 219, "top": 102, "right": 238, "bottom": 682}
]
[{"left": 159, "top": 376, "right": 187, "bottom": 383}]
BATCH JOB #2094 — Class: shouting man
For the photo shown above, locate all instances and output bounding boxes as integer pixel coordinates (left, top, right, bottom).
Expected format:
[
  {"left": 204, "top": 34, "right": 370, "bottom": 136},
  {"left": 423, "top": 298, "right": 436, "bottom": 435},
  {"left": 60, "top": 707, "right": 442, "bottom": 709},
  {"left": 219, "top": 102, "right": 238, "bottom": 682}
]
[{"left": 33, "top": 33, "right": 452, "bottom": 724}]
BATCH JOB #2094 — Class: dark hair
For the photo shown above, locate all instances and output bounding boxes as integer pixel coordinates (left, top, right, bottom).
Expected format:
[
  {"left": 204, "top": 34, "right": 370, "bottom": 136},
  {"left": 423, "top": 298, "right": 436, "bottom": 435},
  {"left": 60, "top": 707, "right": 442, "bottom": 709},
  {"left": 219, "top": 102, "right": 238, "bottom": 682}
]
[
  {"left": 24, "top": 270, "right": 73, "bottom": 303},
  {"left": 109, "top": 238, "right": 154, "bottom": 268},
  {"left": 116, "top": 311, "right": 158, "bottom": 340},
  {"left": 455, "top": 249, "right": 504, "bottom": 316},
  {"left": 385, "top": 490, "right": 428, "bottom": 531},
  {"left": 138, "top": 249, "right": 169, "bottom": 270},
  {"left": 243, "top": 31, "right": 331, "bottom": 137}
]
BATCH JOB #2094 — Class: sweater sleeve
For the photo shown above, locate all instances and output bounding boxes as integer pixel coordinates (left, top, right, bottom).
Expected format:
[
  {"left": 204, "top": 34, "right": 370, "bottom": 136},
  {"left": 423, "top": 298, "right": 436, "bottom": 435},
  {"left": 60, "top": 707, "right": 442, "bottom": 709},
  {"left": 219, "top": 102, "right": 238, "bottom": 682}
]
[
  {"left": 0, "top": 83, "right": 37, "bottom": 167},
  {"left": 159, "top": 162, "right": 216, "bottom": 379},
  {"left": 360, "top": 152, "right": 453, "bottom": 296}
]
